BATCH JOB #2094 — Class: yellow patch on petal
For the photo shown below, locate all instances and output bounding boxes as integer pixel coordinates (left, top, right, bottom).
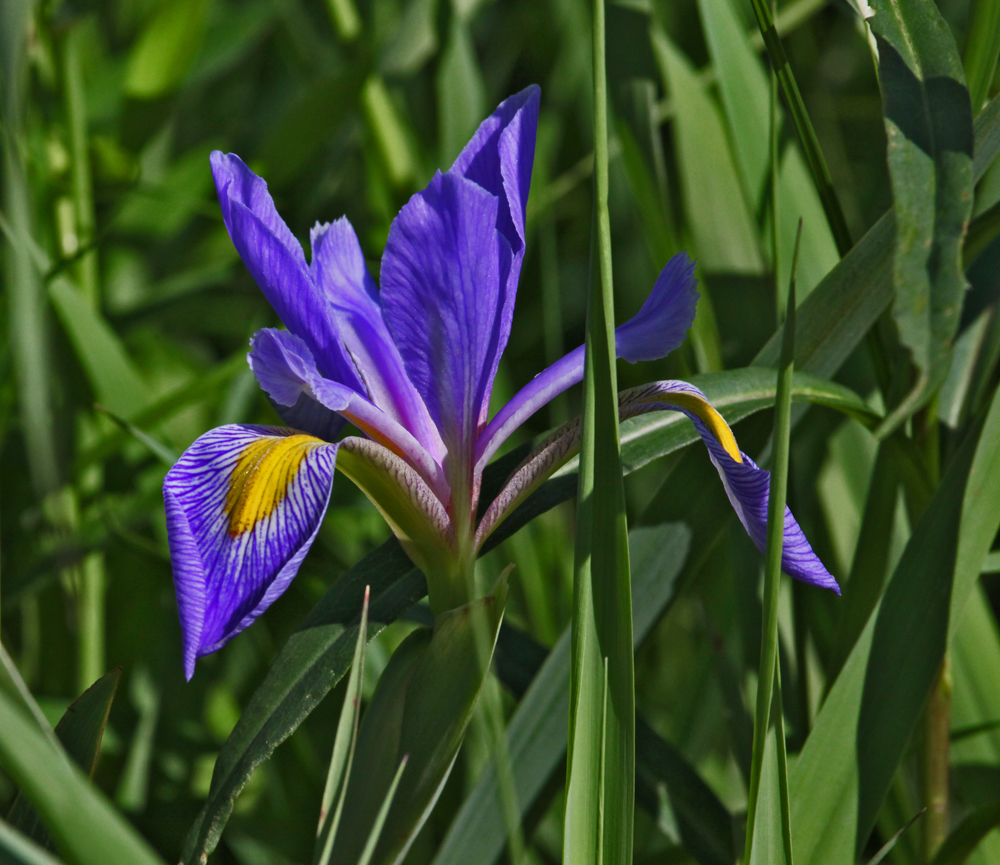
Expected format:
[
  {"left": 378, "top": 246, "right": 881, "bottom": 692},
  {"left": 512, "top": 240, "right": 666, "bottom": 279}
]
[
  {"left": 653, "top": 392, "right": 743, "bottom": 463},
  {"left": 227, "top": 434, "right": 325, "bottom": 536}
]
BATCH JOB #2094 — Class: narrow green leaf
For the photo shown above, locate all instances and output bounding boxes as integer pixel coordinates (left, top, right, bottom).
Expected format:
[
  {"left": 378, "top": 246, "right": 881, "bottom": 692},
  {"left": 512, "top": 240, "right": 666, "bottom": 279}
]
[
  {"left": 8, "top": 670, "right": 122, "bottom": 848},
  {"left": 743, "top": 0, "right": 854, "bottom": 254},
  {"left": 124, "top": 0, "right": 210, "bottom": 97},
  {"left": 329, "top": 579, "right": 507, "bottom": 865},
  {"left": 963, "top": 0, "right": 1000, "bottom": 113},
  {"left": 436, "top": 16, "right": 487, "bottom": 166},
  {"left": 745, "top": 243, "right": 797, "bottom": 864},
  {"left": 435, "top": 525, "right": 736, "bottom": 865},
  {"left": 790, "top": 384, "right": 1000, "bottom": 865},
  {"left": 564, "top": 0, "right": 634, "bottom": 859},
  {"left": 325, "top": 0, "right": 361, "bottom": 40},
  {"left": 868, "top": 0, "right": 975, "bottom": 436},
  {"left": 93, "top": 407, "right": 178, "bottom": 466},
  {"left": 49, "top": 280, "right": 148, "bottom": 420},
  {"left": 0, "top": 689, "right": 166, "bottom": 865},
  {"left": 0, "top": 820, "right": 63, "bottom": 865},
  {"left": 2, "top": 0, "right": 58, "bottom": 499},
  {"left": 867, "top": 809, "right": 926, "bottom": 865},
  {"left": 356, "top": 757, "right": 408, "bottom": 865},
  {"left": 362, "top": 76, "right": 415, "bottom": 189},
  {"left": 315, "top": 587, "right": 369, "bottom": 865},
  {"left": 651, "top": 29, "right": 763, "bottom": 274}
]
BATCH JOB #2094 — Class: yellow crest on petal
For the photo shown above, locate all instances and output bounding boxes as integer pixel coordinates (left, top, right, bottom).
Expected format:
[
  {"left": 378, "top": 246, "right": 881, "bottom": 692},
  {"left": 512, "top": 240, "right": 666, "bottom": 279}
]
[
  {"left": 227, "top": 434, "right": 325, "bottom": 536},
  {"left": 654, "top": 392, "right": 744, "bottom": 463}
]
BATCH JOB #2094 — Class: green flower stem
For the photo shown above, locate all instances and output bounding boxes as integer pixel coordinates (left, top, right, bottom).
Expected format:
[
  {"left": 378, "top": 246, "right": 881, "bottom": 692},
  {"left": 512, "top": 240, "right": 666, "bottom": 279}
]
[{"left": 744, "top": 230, "right": 798, "bottom": 864}]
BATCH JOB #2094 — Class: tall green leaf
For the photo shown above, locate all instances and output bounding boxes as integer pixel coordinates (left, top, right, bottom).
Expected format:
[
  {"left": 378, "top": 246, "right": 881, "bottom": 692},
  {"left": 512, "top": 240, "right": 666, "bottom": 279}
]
[
  {"left": 8, "top": 670, "right": 121, "bottom": 848},
  {"left": 790, "top": 384, "right": 1000, "bottom": 865},
  {"left": 434, "top": 524, "right": 723, "bottom": 865},
  {"left": 0, "top": 821, "right": 63, "bottom": 865},
  {"left": 123, "top": 0, "right": 210, "bottom": 97},
  {"left": 564, "top": 0, "right": 634, "bottom": 859},
  {"left": 651, "top": 29, "right": 763, "bottom": 275},
  {"left": 0, "top": 688, "right": 166, "bottom": 865},
  {"left": 962, "top": 0, "right": 1000, "bottom": 114},
  {"left": 49, "top": 281, "right": 148, "bottom": 420},
  {"left": 868, "top": 0, "right": 975, "bottom": 435}
]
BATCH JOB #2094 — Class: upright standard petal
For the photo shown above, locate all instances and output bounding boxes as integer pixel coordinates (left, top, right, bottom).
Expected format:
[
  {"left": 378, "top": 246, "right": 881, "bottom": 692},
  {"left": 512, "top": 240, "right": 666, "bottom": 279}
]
[
  {"left": 210, "top": 152, "right": 364, "bottom": 392},
  {"left": 619, "top": 381, "right": 840, "bottom": 592},
  {"left": 475, "top": 252, "right": 699, "bottom": 473},
  {"left": 381, "top": 171, "right": 512, "bottom": 473},
  {"left": 309, "top": 219, "right": 445, "bottom": 463},
  {"left": 164, "top": 425, "right": 338, "bottom": 679},
  {"left": 451, "top": 85, "right": 540, "bottom": 258}
]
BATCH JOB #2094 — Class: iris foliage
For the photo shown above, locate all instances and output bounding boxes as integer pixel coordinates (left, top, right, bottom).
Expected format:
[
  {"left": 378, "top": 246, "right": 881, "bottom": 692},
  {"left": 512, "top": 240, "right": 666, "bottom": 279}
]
[{"left": 1, "top": 0, "right": 1000, "bottom": 862}]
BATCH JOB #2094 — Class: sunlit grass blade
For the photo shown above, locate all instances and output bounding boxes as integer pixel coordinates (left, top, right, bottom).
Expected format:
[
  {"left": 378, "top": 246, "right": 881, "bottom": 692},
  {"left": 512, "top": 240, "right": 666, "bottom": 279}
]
[
  {"left": 962, "top": 0, "right": 1000, "bottom": 113},
  {"left": 744, "top": 0, "right": 853, "bottom": 255},
  {"left": 744, "top": 225, "right": 799, "bottom": 864},
  {"left": 0, "top": 686, "right": 167, "bottom": 865},
  {"left": 0, "top": 820, "right": 63, "bottom": 865},
  {"left": 563, "top": 0, "right": 634, "bottom": 861},
  {"left": 8, "top": 669, "right": 122, "bottom": 847},
  {"left": 315, "top": 586, "right": 370, "bottom": 865},
  {"left": 790, "top": 384, "right": 1000, "bottom": 865}
]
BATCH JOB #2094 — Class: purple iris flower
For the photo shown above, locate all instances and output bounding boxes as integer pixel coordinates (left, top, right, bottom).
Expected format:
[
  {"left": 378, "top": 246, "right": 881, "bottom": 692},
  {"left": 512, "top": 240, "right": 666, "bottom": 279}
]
[{"left": 164, "top": 86, "right": 838, "bottom": 680}]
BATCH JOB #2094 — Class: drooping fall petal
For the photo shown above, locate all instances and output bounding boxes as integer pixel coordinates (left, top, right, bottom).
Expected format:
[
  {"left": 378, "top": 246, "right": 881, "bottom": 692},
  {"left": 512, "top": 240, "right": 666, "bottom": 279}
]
[{"left": 164, "top": 425, "right": 339, "bottom": 679}]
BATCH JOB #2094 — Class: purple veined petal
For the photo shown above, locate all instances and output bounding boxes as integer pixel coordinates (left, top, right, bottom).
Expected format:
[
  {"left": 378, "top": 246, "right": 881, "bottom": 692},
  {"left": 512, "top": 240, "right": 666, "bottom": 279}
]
[
  {"left": 210, "top": 152, "right": 364, "bottom": 392},
  {"left": 249, "top": 328, "right": 450, "bottom": 502},
  {"left": 381, "top": 170, "right": 513, "bottom": 484},
  {"left": 309, "top": 218, "right": 446, "bottom": 464},
  {"left": 451, "top": 84, "right": 540, "bottom": 258},
  {"left": 474, "top": 252, "right": 699, "bottom": 475},
  {"left": 619, "top": 380, "right": 840, "bottom": 592},
  {"left": 164, "top": 424, "right": 338, "bottom": 680}
]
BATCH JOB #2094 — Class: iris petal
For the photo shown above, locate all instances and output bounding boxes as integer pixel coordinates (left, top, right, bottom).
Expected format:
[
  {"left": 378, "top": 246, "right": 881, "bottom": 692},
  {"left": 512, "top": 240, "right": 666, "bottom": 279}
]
[
  {"left": 249, "top": 328, "right": 449, "bottom": 499},
  {"left": 309, "top": 219, "right": 445, "bottom": 463},
  {"left": 164, "top": 425, "right": 338, "bottom": 680},
  {"left": 475, "top": 252, "right": 699, "bottom": 473},
  {"left": 620, "top": 380, "right": 840, "bottom": 592},
  {"left": 211, "top": 152, "right": 364, "bottom": 392},
  {"left": 381, "top": 171, "right": 511, "bottom": 471}
]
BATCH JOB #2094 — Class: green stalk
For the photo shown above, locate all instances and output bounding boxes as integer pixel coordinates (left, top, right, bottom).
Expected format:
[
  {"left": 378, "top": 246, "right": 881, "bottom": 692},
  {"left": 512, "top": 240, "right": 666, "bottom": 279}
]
[
  {"left": 564, "top": 0, "right": 634, "bottom": 860},
  {"left": 773, "top": 658, "right": 794, "bottom": 865},
  {"left": 922, "top": 659, "right": 951, "bottom": 860},
  {"left": 746, "top": 0, "right": 853, "bottom": 256},
  {"left": 963, "top": 0, "right": 1000, "bottom": 114},
  {"left": 744, "top": 224, "right": 799, "bottom": 864},
  {"left": 60, "top": 23, "right": 106, "bottom": 691}
]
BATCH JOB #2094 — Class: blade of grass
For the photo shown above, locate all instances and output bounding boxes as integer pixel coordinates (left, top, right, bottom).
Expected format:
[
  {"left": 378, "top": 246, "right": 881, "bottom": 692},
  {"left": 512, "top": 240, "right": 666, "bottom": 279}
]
[
  {"left": 0, "top": 687, "right": 167, "bottom": 865},
  {"left": 929, "top": 803, "right": 1000, "bottom": 865},
  {"left": 744, "top": 224, "right": 799, "bottom": 864},
  {"left": 315, "top": 586, "right": 369, "bottom": 865},
  {"left": 963, "top": 0, "right": 1000, "bottom": 114},
  {"left": 867, "top": 809, "right": 927, "bottom": 865},
  {"left": 744, "top": 0, "right": 853, "bottom": 255},
  {"left": 563, "top": 0, "right": 634, "bottom": 860},
  {"left": 0, "top": 820, "right": 64, "bottom": 865}
]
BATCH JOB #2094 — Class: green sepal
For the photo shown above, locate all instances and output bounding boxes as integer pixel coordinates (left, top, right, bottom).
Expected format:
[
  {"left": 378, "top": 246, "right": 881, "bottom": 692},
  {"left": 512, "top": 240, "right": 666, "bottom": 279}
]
[{"left": 329, "top": 574, "right": 509, "bottom": 865}]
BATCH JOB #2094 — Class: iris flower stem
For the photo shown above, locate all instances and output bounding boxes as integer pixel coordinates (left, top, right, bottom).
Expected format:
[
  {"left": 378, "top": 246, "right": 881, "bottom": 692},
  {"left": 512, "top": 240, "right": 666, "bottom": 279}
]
[{"left": 744, "top": 228, "right": 798, "bottom": 865}]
